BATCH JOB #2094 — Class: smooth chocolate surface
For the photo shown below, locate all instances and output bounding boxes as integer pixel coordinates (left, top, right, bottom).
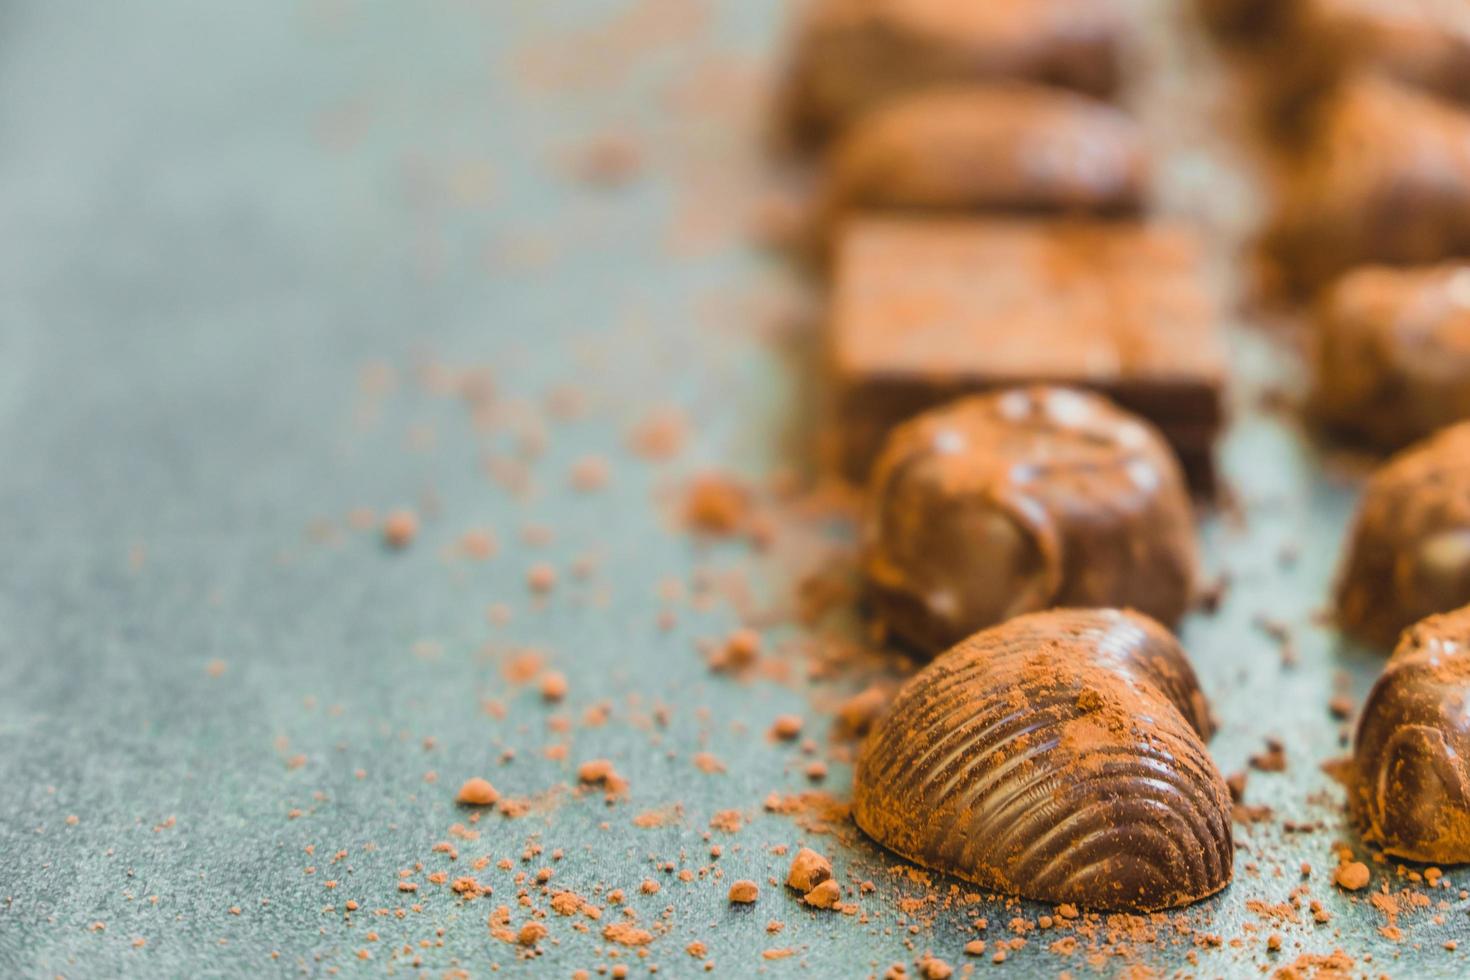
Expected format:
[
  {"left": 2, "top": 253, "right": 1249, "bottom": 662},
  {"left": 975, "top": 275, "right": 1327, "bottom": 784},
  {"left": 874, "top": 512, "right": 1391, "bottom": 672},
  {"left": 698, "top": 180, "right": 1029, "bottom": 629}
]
[
  {"left": 861, "top": 387, "right": 1198, "bottom": 654},
  {"left": 1337, "top": 421, "right": 1470, "bottom": 648},
  {"left": 818, "top": 84, "right": 1146, "bottom": 234},
  {"left": 782, "top": 0, "right": 1127, "bottom": 142},
  {"left": 854, "top": 608, "right": 1232, "bottom": 912},
  {"left": 1313, "top": 263, "right": 1470, "bottom": 449},
  {"left": 1265, "top": 75, "right": 1470, "bottom": 293},
  {"left": 829, "top": 217, "right": 1226, "bottom": 486},
  {"left": 1352, "top": 604, "right": 1470, "bottom": 863}
]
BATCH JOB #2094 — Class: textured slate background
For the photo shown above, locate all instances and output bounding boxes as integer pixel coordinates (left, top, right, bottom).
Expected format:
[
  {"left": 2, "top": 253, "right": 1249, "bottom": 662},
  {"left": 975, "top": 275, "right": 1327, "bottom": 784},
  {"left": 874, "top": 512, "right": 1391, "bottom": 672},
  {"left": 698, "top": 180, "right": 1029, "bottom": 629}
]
[{"left": 1, "top": 0, "right": 1466, "bottom": 976}]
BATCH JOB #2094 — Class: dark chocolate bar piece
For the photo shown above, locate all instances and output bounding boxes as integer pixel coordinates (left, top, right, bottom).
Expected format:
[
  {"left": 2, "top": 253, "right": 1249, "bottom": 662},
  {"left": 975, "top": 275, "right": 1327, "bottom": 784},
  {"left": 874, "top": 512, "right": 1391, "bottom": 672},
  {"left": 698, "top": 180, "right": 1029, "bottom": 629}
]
[{"left": 829, "top": 217, "right": 1226, "bottom": 487}]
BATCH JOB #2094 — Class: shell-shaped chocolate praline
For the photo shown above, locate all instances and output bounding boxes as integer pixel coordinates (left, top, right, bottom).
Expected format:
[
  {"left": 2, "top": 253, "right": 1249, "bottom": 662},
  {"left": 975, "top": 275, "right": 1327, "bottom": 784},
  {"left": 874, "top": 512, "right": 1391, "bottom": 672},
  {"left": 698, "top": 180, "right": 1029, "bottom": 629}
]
[
  {"left": 1336, "top": 421, "right": 1470, "bottom": 649},
  {"left": 1352, "top": 604, "right": 1470, "bottom": 863},
  {"left": 860, "top": 387, "right": 1198, "bottom": 656},
  {"left": 853, "top": 608, "right": 1232, "bottom": 912}
]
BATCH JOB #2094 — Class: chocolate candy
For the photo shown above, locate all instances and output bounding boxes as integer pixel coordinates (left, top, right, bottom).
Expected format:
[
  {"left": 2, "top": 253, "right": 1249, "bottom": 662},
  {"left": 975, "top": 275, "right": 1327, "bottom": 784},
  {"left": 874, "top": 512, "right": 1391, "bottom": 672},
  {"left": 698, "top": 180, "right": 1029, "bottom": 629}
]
[
  {"left": 1265, "top": 75, "right": 1470, "bottom": 294},
  {"left": 1351, "top": 604, "right": 1470, "bottom": 863},
  {"left": 854, "top": 608, "right": 1232, "bottom": 911},
  {"left": 1313, "top": 263, "right": 1470, "bottom": 450},
  {"left": 1337, "top": 422, "right": 1470, "bottom": 648},
  {"left": 1292, "top": 0, "right": 1470, "bottom": 109},
  {"left": 829, "top": 217, "right": 1226, "bottom": 488},
  {"left": 782, "top": 0, "right": 1127, "bottom": 141},
  {"left": 861, "top": 387, "right": 1197, "bottom": 655},
  {"left": 818, "top": 84, "right": 1146, "bottom": 235}
]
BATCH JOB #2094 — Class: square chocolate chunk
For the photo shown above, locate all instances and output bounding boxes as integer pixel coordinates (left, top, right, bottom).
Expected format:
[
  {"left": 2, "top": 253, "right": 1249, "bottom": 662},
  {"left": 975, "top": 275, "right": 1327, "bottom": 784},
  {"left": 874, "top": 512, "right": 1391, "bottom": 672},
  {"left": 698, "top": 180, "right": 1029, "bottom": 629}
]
[
  {"left": 829, "top": 217, "right": 1226, "bottom": 487},
  {"left": 782, "top": 0, "right": 1128, "bottom": 143}
]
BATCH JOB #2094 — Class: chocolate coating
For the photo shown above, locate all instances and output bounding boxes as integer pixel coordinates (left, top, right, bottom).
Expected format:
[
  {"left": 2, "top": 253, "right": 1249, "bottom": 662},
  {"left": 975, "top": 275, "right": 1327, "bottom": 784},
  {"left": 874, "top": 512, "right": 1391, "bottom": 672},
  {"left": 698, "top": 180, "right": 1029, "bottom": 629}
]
[
  {"left": 854, "top": 608, "right": 1232, "bottom": 912},
  {"left": 1337, "top": 422, "right": 1470, "bottom": 648},
  {"left": 1352, "top": 604, "right": 1470, "bottom": 863},
  {"left": 819, "top": 84, "right": 1146, "bottom": 233},
  {"left": 861, "top": 387, "right": 1198, "bottom": 655},
  {"left": 1265, "top": 75, "right": 1470, "bottom": 294},
  {"left": 783, "top": 0, "right": 1126, "bottom": 141},
  {"left": 1313, "top": 263, "right": 1470, "bottom": 450}
]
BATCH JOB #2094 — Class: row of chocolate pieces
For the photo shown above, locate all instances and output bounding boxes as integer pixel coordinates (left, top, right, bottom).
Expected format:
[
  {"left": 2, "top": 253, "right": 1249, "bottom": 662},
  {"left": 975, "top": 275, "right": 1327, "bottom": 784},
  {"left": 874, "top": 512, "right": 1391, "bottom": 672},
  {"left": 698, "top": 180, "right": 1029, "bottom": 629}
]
[
  {"left": 1204, "top": 0, "right": 1470, "bottom": 445},
  {"left": 1201, "top": 0, "right": 1470, "bottom": 868},
  {"left": 776, "top": 2, "right": 1236, "bottom": 911},
  {"left": 779, "top": 0, "right": 1228, "bottom": 491}
]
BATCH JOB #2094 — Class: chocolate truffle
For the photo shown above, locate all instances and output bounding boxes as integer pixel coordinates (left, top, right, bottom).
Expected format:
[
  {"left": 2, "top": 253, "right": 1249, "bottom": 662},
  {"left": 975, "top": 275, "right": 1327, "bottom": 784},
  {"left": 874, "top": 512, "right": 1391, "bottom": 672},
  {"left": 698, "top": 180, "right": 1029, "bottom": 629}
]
[
  {"left": 1291, "top": 0, "right": 1470, "bottom": 109},
  {"left": 829, "top": 217, "right": 1226, "bottom": 487},
  {"left": 818, "top": 84, "right": 1146, "bottom": 234},
  {"left": 1337, "top": 422, "right": 1470, "bottom": 647},
  {"left": 782, "top": 0, "right": 1127, "bottom": 141},
  {"left": 1351, "top": 604, "right": 1470, "bottom": 863},
  {"left": 854, "top": 608, "right": 1232, "bottom": 912},
  {"left": 1313, "top": 263, "right": 1470, "bottom": 449},
  {"left": 861, "top": 387, "right": 1198, "bottom": 654},
  {"left": 1265, "top": 75, "right": 1470, "bottom": 294}
]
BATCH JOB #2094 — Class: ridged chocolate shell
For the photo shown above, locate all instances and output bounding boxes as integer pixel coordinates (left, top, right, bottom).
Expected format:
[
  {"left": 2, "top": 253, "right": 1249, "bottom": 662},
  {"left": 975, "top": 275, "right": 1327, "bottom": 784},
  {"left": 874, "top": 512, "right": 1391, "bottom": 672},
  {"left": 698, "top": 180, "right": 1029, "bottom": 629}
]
[
  {"left": 1352, "top": 604, "right": 1470, "bottom": 863},
  {"left": 854, "top": 608, "right": 1232, "bottom": 912}
]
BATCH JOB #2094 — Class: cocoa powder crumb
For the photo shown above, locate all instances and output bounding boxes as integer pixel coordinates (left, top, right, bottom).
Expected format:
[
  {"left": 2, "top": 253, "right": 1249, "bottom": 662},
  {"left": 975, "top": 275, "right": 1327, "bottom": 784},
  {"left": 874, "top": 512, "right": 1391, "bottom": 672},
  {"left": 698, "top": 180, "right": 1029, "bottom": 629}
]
[
  {"left": 728, "top": 880, "right": 759, "bottom": 904},
  {"left": 456, "top": 778, "right": 498, "bottom": 806},
  {"left": 1334, "top": 862, "right": 1370, "bottom": 891},
  {"left": 786, "top": 847, "right": 832, "bottom": 892},
  {"left": 382, "top": 510, "right": 418, "bottom": 549}
]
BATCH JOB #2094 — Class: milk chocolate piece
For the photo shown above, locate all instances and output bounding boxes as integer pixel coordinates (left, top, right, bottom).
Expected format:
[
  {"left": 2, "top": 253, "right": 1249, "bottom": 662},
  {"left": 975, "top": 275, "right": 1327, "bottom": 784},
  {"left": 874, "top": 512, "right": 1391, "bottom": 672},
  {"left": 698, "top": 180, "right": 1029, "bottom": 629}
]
[
  {"left": 830, "top": 217, "right": 1226, "bottom": 487},
  {"left": 1337, "top": 422, "right": 1470, "bottom": 647},
  {"left": 818, "top": 84, "right": 1146, "bottom": 235},
  {"left": 854, "top": 608, "right": 1232, "bottom": 911},
  {"left": 1351, "top": 604, "right": 1470, "bottom": 862},
  {"left": 783, "top": 0, "right": 1127, "bottom": 142},
  {"left": 1313, "top": 263, "right": 1470, "bottom": 449},
  {"left": 1265, "top": 76, "right": 1470, "bottom": 293},
  {"left": 861, "top": 387, "right": 1198, "bottom": 654}
]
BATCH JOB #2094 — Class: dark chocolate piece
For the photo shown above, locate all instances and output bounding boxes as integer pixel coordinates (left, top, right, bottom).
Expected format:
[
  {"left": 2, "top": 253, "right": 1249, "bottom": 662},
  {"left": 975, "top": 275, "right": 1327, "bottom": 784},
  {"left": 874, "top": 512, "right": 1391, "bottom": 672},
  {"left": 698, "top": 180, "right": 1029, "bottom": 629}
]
[
  {"left": 1293, "top": 1, "right": 1470, "bottom": 108},
  {"left": 829, "top": 217, "right": 1226, "bottom": 487},
  {"left": 782, "top": 0, "right": 1127, "bottom": 142},
  {"left": 818, "top": 84, "right": 1146, "bottom": 235},
  {"left": 861, "top": 387, "right": 1198, "bottom": 654},
  {"left": 1265, "top": 75, "right": 1470, "bottom": 294},
  {"left": 1336, "top": 421, "right": 1470, "bottom": 647},
  {"left": 1313, "top": 263, "right": 1470, "bottom": 449},
  {"left": 853, "top": 607, "right": 1232, "bottom": 912},
  {"left": 1351, "top": 603, "right": 1470, "bottom": 862}
]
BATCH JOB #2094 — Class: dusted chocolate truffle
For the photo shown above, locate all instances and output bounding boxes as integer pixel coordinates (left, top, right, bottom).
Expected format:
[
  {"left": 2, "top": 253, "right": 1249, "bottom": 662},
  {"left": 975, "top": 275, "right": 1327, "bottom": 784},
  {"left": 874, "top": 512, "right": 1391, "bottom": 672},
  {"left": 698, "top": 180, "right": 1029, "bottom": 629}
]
[
  {"left": 818, "top": 84, "right": 1146, "bottom": 234},
  {"left": 1265, "top": 75, "right": 1470, "bottom": 294},
  {"left": 782, "top": 0, "right": 1127, "bottom": 141},
  {"left": 1313, "top": 263, "right": 1470, "bottom": 449},
  {"left": 1291, "top": 0, "right": 1470, "bottom": 109},
  {"left": 854, "top": 608, "right": 1232, "bottom": 912},
  {"left": 1337, "top": 422, "right": 1470, "bottom": 647},
  {"left": 861, "top": 387, "right": 1198, "bottom": 655},
  {"left": 1351, "top": 604, "right": 1470, "bottom": 863}
]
